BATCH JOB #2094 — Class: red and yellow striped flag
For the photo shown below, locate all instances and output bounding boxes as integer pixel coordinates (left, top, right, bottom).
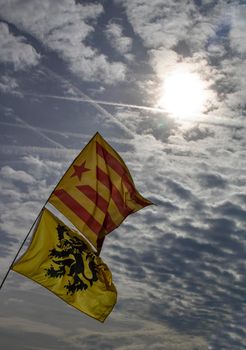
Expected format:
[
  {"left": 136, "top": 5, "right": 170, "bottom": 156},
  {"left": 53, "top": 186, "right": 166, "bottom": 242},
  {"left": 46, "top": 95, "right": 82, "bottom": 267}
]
[{"left": 48, "top": 132, "right": 152, "bottom": 252}]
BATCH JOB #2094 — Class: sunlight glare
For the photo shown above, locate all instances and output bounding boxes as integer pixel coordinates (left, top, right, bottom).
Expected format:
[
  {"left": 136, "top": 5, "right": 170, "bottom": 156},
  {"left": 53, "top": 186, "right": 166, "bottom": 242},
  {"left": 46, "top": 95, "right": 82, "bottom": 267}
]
[{"left": 157, "top": 70, "right": 207, "bottom": 120}]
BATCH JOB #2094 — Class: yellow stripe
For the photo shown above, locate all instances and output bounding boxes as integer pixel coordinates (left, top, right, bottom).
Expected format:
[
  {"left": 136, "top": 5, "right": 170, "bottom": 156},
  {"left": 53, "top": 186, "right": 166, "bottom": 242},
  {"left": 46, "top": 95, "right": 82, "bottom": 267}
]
[
  {"left": 49, "top": 196, "right": 98, "bottom": 249},
  {"left": 48, "top": 132, "right": 150, "bottom": 251},
  {"left": 96, "top": 134, "right": 135, "bottom": 183},
  {"left": 97, "top": 156, "right": 131, "bottom": 197}
]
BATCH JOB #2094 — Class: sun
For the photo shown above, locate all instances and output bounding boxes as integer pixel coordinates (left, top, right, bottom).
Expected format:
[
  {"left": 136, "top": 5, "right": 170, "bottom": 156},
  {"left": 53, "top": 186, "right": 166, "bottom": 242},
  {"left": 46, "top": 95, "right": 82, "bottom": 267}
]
[{"left": 156, "top": 69, "right": 207, "bottom": 120}]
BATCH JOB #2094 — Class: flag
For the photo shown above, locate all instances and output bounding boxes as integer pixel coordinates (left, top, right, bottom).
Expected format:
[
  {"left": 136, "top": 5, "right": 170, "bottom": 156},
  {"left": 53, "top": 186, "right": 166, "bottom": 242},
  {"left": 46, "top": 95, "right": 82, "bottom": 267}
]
[
  {"left": 12, "top": 208, "right": 117, "bottom": 322},
  {"left": 48, "top": 132, "right": 152, "bottom": 252}
]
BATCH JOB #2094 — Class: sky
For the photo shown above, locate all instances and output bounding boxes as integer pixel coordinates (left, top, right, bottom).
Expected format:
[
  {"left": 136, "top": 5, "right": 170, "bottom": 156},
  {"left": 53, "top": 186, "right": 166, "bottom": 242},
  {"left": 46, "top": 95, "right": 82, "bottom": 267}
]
[{"left": 0, "top": 0, "right": 245, "bottom": 349}]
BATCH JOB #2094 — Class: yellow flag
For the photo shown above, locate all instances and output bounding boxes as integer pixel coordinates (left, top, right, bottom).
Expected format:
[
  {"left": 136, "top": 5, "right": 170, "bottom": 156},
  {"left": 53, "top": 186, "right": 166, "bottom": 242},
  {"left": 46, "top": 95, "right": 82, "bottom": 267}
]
[
  {"left": 48, "top": 132, "right": 152, "bottom": 252},
  {"left": 12, "top": 208, "right": 117, "bottom": 322}
]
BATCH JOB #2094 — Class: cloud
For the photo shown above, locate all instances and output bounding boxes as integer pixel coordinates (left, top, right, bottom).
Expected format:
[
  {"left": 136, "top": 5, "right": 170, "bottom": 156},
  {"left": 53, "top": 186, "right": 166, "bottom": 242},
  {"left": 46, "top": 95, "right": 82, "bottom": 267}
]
[
  {"left": 149, "top": 47, "right": 179, "bottom": 78},
  {"left": 117, "top": 0, "right": 195, "bottom": 50},
  {"left": 70, "top": 54, "right": 126, "bottom": 84},
  {"left": 230, "top": 5, "right": 246, "bottom": 55},
  {"left": 197, "top": 172, "right": 227, "bottom": 189},
  {"left": 105, "top": 22, "right": 133, "bottom": 60},
  {"left": 0, "top": 1, "right": 245, "bottom": 349},
  {"left": 220, "top": 57, "right": 246, "bottom": 115},
  {"left": 183, "top": 126, "right": 215, "bottom": 142},
  {"left": 0, "top": 0, "right": 127, "bottom": 84},
  {"left": 0, "top": 161, "right": 56, "bottom": 247},
  {"left": 0, "top": 166, "right": 36, "bottom": 184},
  {"left": 0, "top": 316, "right": 64, "bottom": 337},
  {"left": 0, "top": 312, "right": 208, "bottom": 350},
  {"left": 214, "top": 201, "right": 246, "bottom": 222},
  {"left": 0, "top": 22, "right": 40, "bottom": 70},
  {"left": 117, "top": 0, "right": 246, "bottom": 124},
  {"left": 0, "top": 75, "right": 19, "bottom": 93},
  {"left": 1, "top": 123, "right": 245, "bottom": 350}
]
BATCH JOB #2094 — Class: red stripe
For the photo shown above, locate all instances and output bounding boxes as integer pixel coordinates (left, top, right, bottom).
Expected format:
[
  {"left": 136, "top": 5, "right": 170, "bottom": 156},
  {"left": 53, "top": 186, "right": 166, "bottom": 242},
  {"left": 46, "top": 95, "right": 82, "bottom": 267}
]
[
  {"left": 121, "top": 173, "right": 150, "bottom": 207},
  {"left": 77, "top": 185, "right": 108, "bottom": 213},
  {"left": 77, "top": 185, "right": 117, "bottom": 233},
  {"left": 131, "top": 193, "right": 150, "bottom": 207},
  {"left": 96, "top": 142, "right": 126, "bottom": 178},
  {"left": 111, "top": 186, "right": 132, "bottom": 217},
  {"left": 53, "top": 189, "right": 101, "bottom": 235},
  {"left": 97, "top": 167, "right": 132, "bottom": 218},
  {"left": 96, "top": 142, "right": 149, "bottom": 207},
  {"left": 103, "top": 212, "right": 118, "bottom": 233},
  {"left": 96, "top": 166, "right": 111, "bottom": 190}
]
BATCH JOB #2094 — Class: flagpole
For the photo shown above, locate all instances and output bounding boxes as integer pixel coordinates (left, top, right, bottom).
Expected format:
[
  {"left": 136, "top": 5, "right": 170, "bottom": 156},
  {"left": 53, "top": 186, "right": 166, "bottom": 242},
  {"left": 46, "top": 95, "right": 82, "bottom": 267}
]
[{"left": 0, "top": 208, "right": 43, "bottom": 290}]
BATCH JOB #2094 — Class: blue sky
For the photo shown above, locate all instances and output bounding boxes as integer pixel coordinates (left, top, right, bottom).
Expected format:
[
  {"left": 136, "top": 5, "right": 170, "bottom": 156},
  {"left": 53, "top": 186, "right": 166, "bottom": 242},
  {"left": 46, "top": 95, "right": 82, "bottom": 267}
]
[{"left": 0, "top": 1, "right": 245, "bottom": 349}]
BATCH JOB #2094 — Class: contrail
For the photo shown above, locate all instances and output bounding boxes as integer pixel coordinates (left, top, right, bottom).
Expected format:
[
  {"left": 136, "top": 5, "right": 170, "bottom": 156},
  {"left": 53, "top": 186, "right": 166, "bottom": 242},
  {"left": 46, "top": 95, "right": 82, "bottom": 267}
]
[
  {"left": 0, "top": 144, "right": 77, "bottom": 159},
  {"left": 18, "top": 91, "right": 246, "bottom": 129},
  {"left": 15, "top": 116, "right": 65, "bottom": 149},
  {"left": 40, "top": 67, "right": 136, "bottom": 138},
  {"left": 21, "top": 92, "right": 163, "bottom": 113},
  {"left": 0, "top": 121, "right": 133, "bottom": 145}
]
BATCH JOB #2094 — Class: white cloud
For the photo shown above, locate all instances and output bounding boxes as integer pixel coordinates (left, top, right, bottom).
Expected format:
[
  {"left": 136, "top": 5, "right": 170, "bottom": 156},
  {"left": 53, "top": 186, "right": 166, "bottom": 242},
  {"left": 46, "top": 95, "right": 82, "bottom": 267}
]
[
  {"left": 0, "top": 1, "right": 245, "bottom": 349},
  {"left": 219, "top": 56, "right": 246, "bottom": 114},
  {"left": 117, "top": 0, "right": 195, "bottom": 49},
  {"left": 0, "top": 0, "right": 101, "bottom": 42},
  {"left": 0, "top": 0, "right": 127, "bottom": 84},
  {"left": 70, "top": 53, "right": 127, "bottom": 84},
  {"left": 0, "top": 22, "right": 40, "bottom": 70},
  {"left": 149, "top": 48, "right": 178, "bottom": 77},
  {"left": 1, "top": 123, "right": 245, "bottom": 349},
  {"left": 105, "top": 22, "right": 133, "bottom": 59},
  {"left": 0, "top": 75, "right": 19, "bottom": 93},
  {"left": 118, "top": 0, "right": 246, "bottom": 125},
  {"left": 207, "top": 43, "right": 226, "bottom": 58},
  {"left": 230, "top": 5, "right": 246, "bottom": 55},
  {"left": 0, "top": 316, "right": 65, "bottom": 337},
  {"left": 0, "top": 166, "right": 36, "bottom": 184}
]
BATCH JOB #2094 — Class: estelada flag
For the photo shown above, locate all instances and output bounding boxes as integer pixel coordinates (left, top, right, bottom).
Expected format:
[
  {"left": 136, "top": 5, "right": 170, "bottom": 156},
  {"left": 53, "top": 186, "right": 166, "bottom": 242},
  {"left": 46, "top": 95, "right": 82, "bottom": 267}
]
[
  {"left": 12, "top": 208, "right": 117, "bottom": 322},
  {"left": 48, "top": 132, "right": 152, "bottom": 252}
]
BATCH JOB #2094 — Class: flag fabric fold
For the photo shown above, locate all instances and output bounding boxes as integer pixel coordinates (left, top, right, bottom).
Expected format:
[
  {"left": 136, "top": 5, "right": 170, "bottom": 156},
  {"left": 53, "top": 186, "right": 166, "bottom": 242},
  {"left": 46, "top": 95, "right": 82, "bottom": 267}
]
[
  {"left": 48, "top": 132, "right": 152, "bottom": 252},
  {"left": 12, "top": 208, "right": 117, "bottom": 322}
]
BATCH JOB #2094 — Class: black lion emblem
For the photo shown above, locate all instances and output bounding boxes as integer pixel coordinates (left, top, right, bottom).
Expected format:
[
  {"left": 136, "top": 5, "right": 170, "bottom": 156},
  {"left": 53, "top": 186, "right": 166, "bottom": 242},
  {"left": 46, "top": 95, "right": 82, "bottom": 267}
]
[{"left": 45, "top": 223, "right": 99, "bottom": 295}]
